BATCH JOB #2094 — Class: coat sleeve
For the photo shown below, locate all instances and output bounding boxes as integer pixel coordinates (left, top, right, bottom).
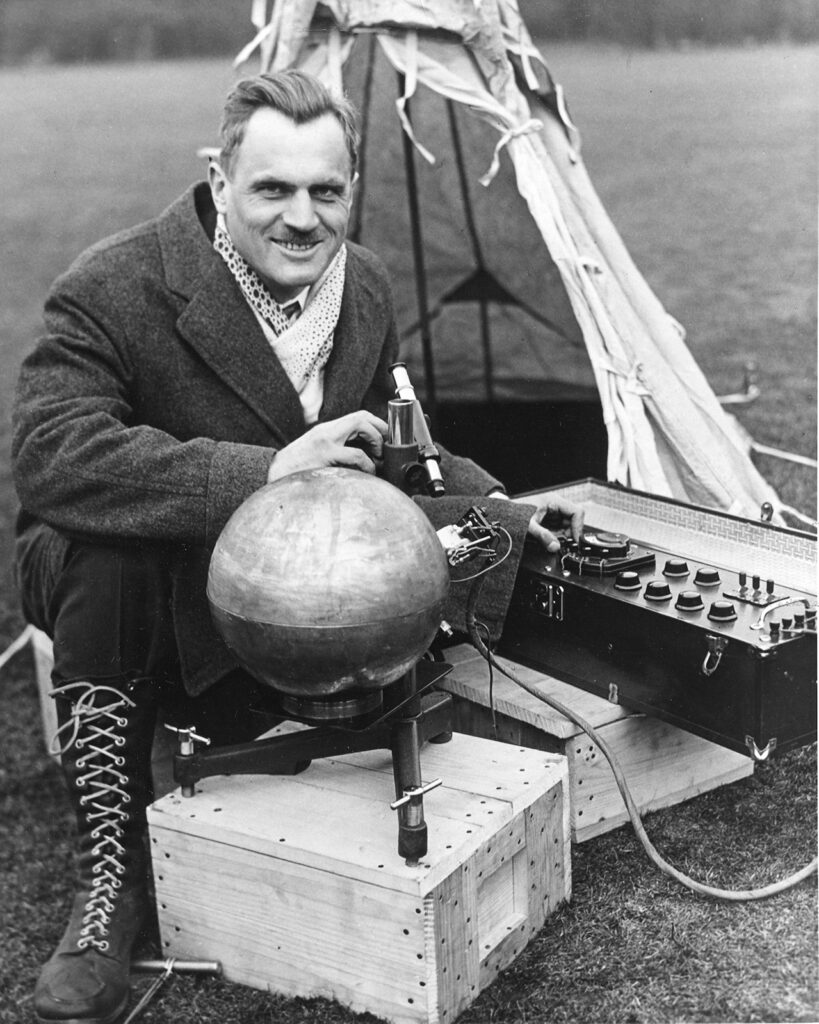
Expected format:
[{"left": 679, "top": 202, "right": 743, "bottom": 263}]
[{"left": 12, "top": 262, "right": 273, "bottom": 547}]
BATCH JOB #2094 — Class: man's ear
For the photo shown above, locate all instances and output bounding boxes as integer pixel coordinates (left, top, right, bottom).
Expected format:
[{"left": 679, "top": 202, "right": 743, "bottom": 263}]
[{"left": 208, "top": 159, "right": 228, "bottom": 214}]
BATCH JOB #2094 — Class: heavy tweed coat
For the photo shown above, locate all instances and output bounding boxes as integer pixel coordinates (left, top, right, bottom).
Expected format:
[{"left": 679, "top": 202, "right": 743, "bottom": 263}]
[{"left": 13, "top": 183, "right": 536, "bottom": 694}]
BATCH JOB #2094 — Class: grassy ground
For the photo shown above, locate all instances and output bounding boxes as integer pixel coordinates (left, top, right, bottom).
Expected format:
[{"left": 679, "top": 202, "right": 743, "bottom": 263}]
[{"left": 0, "top": 45, "right": 816, "bottom": 1024}]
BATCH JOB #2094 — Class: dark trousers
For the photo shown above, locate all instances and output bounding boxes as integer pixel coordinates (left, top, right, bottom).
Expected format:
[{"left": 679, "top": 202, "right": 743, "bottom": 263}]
[{"left": 15, "top": 522, "right": 268, "bottom": 745}]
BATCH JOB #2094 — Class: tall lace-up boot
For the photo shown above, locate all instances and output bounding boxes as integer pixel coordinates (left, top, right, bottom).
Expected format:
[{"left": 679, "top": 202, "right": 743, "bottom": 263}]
[{"left": 33, "top": 678, "right": 160, "bottom": 1024}]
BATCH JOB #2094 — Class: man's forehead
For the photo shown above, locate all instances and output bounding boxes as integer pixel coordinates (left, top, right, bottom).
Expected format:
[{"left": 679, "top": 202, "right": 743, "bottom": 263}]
[{"left": 234, "top": 107, "right": 352, "bottom": 181}]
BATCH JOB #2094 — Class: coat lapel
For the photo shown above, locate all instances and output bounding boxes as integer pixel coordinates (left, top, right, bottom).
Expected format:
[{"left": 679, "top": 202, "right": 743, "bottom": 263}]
[
  {"left": 319, "top": 247, "right": 384, "bottom": 421},
  {"left": 158, "top": 185, "right": 306, "bottom": 447}
]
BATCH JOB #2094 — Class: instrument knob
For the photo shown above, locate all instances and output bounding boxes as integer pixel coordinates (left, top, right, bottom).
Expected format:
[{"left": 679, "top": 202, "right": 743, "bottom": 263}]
[
  {"left": 794, "top": 612, "right": 806, "bottom": 629},
  {"left": 675, "top": 590, "right": 704, "bottom": 612},
  {"left": 694, "top": 567, "right": 721, "bottom": 587},
  {"left": 663, "top": 559, "right": 690, "bottom": 578},
  {"left": 769, "top": 619, "right": 781, "bottom": 638},
  {"left": 738, "top": 571, "right": 747, "bottom": 588},
  {"left": 708, "top": 600, "right": 737, "bottom": 622},
  {"left": 614, "top": 570, "right": 641, "bottom": 591},
  {"left": 752, "top": 574, "right": 761, "bottom": 592},
  {"left": 644, "top": 579, "right": 672, "bottom": 602},
  {"left": 766, "top": 578, "right": 775, "bottom": 595}
]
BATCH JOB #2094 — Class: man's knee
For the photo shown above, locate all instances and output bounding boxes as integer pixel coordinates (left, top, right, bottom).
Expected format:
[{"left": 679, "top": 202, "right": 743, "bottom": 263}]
[{"left": 17, "top": 525, "right": 178, "bottom": 683}]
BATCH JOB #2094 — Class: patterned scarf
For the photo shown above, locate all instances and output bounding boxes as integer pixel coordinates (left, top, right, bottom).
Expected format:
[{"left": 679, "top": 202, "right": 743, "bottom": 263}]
[{"left": 213, "top": 218, "right": 346, "bottom": 394}]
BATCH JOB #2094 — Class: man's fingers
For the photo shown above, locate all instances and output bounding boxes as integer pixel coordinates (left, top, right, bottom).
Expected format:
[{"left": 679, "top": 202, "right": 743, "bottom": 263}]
[
  {"left": 528, "top": 514, "right": 561, "bottom": 552},
  {"left": 329, "top": 444, "right": 377, "bottom": 474},
  {"left": 528, "top": 500, "right": 585, "bottom": 552}
]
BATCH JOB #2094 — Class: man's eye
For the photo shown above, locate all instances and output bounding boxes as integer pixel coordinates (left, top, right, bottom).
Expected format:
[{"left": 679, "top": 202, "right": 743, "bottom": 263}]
[{"left": 313, "top": 187, "right": 341, "bottom": 200}]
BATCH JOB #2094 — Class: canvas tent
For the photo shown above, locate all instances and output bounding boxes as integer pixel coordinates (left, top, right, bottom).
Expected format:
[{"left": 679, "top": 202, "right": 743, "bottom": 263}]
[{"left": 232, "top": 0, "right": 782, "bottom": 517}]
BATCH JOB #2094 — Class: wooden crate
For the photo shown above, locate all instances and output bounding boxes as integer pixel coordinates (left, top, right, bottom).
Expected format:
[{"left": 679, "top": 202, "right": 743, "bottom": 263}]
[
  {"left": 30, "top": 627, "right": 59, "bottom": 759},
  {"left": 147, "top": 731, "right": 569, "bottom": 1024},
  {"left": 438, "top": 645, "right": 753, "bottom": 843}
]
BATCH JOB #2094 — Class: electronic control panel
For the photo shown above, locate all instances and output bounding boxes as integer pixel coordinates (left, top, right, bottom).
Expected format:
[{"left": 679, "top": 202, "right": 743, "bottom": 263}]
[
  {"left": 500, "top": 526, "right": 817, "bottom": 759},
  {"left": 525, "top": 527, "right": 815, "bottom": 648}
]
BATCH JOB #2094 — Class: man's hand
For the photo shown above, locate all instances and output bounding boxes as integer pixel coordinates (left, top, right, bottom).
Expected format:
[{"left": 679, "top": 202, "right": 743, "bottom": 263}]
[
  {"left": 527, "top": 499, "right": 584, "bottom": 553},
  {"left": 267, "top": 411, "right": 388, "bottom": 483}
]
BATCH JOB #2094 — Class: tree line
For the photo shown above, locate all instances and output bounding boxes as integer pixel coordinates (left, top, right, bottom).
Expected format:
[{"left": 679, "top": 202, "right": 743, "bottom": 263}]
[{"left": 1, "top": 0, "right": 816, "bottom": 65}]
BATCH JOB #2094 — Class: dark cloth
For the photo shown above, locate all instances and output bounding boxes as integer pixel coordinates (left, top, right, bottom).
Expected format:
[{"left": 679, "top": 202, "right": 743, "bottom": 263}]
[{"left": 13, "top": 183, "right": 535, "bottom": 695}]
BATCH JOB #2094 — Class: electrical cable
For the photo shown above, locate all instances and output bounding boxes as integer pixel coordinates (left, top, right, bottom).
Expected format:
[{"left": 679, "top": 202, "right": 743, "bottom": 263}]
[{"left": 464, "top": 569, "right": 818, "bottom": 902}]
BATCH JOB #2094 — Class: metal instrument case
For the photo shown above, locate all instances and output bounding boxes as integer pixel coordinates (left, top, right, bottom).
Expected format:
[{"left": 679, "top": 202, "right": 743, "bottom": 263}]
[{"left": 499, "top": 481, "right": 817, "bottom": 759}]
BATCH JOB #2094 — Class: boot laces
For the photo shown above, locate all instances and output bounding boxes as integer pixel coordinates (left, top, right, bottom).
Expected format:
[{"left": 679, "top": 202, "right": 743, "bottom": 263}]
[{"left": 51, "top": 682, "right": 138, "bottom": 953}]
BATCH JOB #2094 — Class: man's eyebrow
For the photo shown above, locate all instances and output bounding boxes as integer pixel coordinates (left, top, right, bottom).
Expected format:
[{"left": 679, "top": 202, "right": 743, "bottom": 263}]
[{"left": 249, "top": 176, "right": 291, "bottom": 192}]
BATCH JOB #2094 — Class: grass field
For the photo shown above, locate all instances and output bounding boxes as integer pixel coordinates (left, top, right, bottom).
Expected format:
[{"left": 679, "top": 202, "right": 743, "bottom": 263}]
[{"left": 0, "top": 44, "right": 817, "bottom": 1024}]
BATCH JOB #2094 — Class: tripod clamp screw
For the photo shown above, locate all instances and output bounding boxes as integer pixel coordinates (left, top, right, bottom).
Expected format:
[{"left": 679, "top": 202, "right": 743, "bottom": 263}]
[
  {"left": 164, "top": 724, "right": 211, "bottom": 756},
  {"left": 390, "top": 778, "right": 442, "bottom": 811}
]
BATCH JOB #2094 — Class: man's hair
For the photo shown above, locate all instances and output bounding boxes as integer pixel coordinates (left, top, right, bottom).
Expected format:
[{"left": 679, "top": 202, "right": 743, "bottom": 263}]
[{"left": 218, "top": 69, "right": 360, "bottom": 177}]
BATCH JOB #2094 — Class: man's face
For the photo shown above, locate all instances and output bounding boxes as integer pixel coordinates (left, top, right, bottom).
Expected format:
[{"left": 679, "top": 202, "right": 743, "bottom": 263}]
[{"left": 209, "top": 107, "right": 355, "bottom": 303}]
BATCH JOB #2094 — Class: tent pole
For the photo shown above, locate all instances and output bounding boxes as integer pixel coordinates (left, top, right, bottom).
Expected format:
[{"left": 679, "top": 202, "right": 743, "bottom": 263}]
[
  {"left": 446, "top": 101, "right": 495, "bottom": 404},
  {"left": 397, "top": 73, "right": 438, "bottom": 426},
  {"left": 349, "top": 32, "right": 376, "bottom": 245}
]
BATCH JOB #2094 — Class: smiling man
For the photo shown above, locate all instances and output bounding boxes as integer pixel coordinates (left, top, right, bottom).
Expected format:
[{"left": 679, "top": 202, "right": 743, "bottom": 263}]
[{"left": 12, "top": 70, "right": 581, "bottom": 1024}]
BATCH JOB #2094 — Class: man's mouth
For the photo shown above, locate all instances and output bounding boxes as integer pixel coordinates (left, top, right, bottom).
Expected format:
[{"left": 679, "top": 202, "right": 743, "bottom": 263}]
[{"left": 275, "top": 238, "right": 321, "bottom": 252}]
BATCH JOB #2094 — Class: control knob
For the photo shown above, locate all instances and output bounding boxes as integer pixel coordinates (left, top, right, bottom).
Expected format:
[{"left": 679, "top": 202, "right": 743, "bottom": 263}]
[
  {"left": 644, "top": 579, "right": 672, "bottom": 602},
  {"left": 614, "top": 570, "right": 641, "bottom": 592},
  {"left": 707, "top": 600, "right": 737, "bottom": 622},
  {"left": 675, "top": 590, "right": 704, "bottom": 612}
]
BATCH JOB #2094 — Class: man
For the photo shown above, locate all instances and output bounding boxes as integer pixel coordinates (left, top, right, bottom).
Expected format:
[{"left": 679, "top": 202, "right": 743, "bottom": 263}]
[{"left": 13, "top": 70, "right": 582, "bottom": 1024}]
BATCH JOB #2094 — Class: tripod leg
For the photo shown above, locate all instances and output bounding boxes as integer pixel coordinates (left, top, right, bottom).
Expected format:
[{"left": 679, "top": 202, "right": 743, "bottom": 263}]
[{"left": 391, "top": 716, "right": 428, "bottom": 864}]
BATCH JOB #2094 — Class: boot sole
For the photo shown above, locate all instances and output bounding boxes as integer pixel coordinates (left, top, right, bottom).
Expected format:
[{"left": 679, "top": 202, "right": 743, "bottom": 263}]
[{"left": 34, "top": 989, "right": 129, "bottom": 1024}]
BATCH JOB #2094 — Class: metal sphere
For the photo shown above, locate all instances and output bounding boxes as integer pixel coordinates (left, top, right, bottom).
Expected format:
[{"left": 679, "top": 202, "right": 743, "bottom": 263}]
[{"left": 207, "top": 467, "right": 450, "bottom": 697}]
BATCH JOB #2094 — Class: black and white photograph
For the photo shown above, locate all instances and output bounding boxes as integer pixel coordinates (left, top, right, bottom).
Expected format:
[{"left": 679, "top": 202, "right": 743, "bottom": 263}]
[{"left": 0, "top": 2, "right": 816, "bottom": 1023}]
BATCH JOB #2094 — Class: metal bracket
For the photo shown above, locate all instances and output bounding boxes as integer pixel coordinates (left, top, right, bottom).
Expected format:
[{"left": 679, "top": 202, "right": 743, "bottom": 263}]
[
  {"left": 701, "top": 635, "right": 729, "bottom": 677},
  {"left": 532, "top": 582, "right": 563, "bottom": 620},
  {"left": 745, "top": 735, "right": 777, "bottom": 761}
]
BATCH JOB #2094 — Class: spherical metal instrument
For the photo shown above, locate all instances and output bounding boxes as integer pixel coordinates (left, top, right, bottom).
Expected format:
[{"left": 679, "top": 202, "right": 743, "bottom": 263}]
[{"left": 207, "top": 467, "right": 450, "bottom": 699}]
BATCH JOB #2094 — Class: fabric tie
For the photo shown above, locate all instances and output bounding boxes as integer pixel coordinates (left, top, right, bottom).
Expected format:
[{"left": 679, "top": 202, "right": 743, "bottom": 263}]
[{"left": 213, "top": 217, "right": 347, "bottom": 398}]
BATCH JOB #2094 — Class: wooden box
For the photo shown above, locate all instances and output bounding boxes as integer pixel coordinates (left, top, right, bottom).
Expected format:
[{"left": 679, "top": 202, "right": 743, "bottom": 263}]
[
  {"left": 147, "top": 732, "right": 570, "bottom": 1024},
  {"left": 30, "top": 627, "right": 59, "bottom": 759},
  {"left": 439, "top": 645, "right": 753, "bottom": 843}
]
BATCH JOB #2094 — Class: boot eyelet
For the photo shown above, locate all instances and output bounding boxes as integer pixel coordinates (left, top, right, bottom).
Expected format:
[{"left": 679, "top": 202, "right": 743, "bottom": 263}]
[
  {"left": 99, "top": 941, "right": 110, "bottom": 951},
  {"left": 117, "top": 718, "right": 128, "bottom": 728},
  {"left": 123, "top": 795, "right": 131, "bottom": 804},
  {"left": 115, "top": 756, "right": 125, "bottom": 767}
]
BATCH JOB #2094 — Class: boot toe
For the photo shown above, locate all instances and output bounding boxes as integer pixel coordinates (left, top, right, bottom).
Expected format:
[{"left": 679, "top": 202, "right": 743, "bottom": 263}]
[{"left": 34, "top": 950, "right": 129, "bottom": 1024}]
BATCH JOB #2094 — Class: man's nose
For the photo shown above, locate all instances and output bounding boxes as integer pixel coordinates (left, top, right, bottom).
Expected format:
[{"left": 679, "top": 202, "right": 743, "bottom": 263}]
[{"left": 283, "top": 189, "right": 320, "bottom": 232}]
